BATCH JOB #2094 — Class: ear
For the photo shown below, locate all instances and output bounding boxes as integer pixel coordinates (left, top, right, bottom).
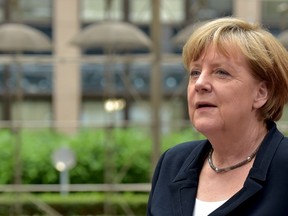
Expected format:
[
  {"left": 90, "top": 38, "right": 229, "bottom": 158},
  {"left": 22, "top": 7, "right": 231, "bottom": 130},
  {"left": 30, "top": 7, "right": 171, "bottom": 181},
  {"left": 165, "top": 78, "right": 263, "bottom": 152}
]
[{"left": 253, "top": 81, "right": 268, "bottom": 109}]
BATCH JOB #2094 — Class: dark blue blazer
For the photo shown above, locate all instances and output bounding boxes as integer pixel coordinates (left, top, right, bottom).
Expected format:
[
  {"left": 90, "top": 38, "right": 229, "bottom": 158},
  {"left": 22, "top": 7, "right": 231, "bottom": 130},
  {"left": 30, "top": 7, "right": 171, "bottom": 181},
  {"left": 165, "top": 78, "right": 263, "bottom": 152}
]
[{"left": 147, "top": 122, "right": 288, "bottom": 215}]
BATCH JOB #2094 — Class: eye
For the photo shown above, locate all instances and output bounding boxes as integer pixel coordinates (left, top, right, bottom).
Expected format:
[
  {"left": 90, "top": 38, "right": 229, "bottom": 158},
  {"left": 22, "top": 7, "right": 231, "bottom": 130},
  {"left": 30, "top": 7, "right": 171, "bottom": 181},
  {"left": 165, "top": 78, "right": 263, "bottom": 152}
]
[
  {"left": 190, "top": 70, "right": 201, "bottom": 78},
  {"left": 215, "top": 69, "right": 231, "bottom": 78}
]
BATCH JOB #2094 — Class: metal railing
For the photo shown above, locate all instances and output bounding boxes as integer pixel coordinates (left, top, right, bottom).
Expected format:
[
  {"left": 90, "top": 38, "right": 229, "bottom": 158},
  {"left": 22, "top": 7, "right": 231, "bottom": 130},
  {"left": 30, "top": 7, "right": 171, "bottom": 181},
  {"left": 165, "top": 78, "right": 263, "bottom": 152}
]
[{"left": 0, "top": 183, "right": 151, "bottom": 193}]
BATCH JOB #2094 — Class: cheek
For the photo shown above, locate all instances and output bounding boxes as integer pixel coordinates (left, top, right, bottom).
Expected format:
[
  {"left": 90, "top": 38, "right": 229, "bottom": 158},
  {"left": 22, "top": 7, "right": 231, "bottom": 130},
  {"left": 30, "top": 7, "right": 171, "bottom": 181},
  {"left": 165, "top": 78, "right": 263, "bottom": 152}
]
[
  {"left": 187, "top": 82, "right": 195, "bottom": 95},
  {"left": 187, "top": 84, "right": 195, "bottom": 104},
  {"left": 187, "top": 85, "right": 196, "bottom": 118},
  {"left": 229, "top": 90, "right": 254, "bottom": 111}
]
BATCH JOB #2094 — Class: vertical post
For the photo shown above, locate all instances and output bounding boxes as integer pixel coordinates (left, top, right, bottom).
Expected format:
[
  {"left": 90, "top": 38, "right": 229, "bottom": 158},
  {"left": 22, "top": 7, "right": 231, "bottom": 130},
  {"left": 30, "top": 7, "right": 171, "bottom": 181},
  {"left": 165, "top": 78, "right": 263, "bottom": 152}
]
[
  {"left": 13, "top": 59, "right": 23, "bottom": 186},
  {"left": 150, "top": 0, "right": 162, "bottom": 175},
  {"left": 184, "top": 0, "right": 192, "bottom": 25},
  {"left": 53, "top": 0, "right": 81, "bottom": 134},
  {"left": 60, "top": 170, "right": 69, "bottom": 196},
  {"left": 103, "top": 125, "right": 116, "bottom": 215},
  {"left": 233, "top": 0, "right": 262, "bottom": 23},
  {"left": 123, "top": 0, "right": 130, "bottom": 22},
  {"left": 2, "top": 0, "right": 12, "bottom": 123}
]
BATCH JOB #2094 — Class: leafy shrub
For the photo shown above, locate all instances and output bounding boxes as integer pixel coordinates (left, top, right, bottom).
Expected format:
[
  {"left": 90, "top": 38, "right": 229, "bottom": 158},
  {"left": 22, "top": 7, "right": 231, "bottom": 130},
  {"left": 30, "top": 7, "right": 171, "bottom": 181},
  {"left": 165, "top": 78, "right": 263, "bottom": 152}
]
[
  {"left": 0, "top": 129, "right": 14, "bottom": 184},
  {"left": 0, "top": 126, "right": 202, "bottom": 184}
]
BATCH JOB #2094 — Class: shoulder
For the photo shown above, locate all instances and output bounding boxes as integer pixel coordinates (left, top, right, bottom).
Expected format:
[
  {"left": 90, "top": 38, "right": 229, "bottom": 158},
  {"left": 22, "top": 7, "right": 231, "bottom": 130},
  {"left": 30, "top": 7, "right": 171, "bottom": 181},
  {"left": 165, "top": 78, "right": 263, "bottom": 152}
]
[
  {"left": 163, "top": 140, "right": 206, "bottom": 161},
  {"left": 260, "top": 122, "right": 288, "bottom": 165},
  {"left": 147, "top": 140, "right": 207, "bottom": 215},
  {"left": 274, "top": 136, "right": 288, "bottom": 162},
  {"left": 152, "top": 140, "right": 208, "bottom": 179},
  {"left": 264, "top": 134, "right": 288, "bottom": 175}
]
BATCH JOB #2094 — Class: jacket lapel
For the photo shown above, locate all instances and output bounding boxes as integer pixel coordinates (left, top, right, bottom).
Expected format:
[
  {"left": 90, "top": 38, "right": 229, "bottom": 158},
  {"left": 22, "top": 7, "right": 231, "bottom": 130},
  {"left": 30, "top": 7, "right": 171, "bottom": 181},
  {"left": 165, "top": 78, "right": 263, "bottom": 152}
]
[
  {"left": 167, "top": 122, "right": 283, "bottom": 216},
  {"left": 210, "top": 177, "right": 263, "bottom": 215},
  {"left": 168, "top": 142, "right": 210, "bottom": 216},
  {"left": 210, "top": 122, "right": 284, "bottom": 215},
  {"left": 169, "top": 169, "right": 198, "bottom": 216}
]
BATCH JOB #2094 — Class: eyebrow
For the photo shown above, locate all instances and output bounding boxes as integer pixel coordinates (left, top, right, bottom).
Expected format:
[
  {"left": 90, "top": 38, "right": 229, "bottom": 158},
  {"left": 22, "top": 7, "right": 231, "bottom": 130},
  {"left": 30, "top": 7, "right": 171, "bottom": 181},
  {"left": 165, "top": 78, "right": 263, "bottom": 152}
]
[{"left": 190, "top": 61, "right": 231, "bottom": 68}]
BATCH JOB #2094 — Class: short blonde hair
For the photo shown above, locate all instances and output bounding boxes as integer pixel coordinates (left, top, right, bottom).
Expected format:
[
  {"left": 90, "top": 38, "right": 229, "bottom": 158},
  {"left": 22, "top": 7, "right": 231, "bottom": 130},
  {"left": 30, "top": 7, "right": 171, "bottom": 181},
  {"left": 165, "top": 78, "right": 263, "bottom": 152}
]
[{"left": 183, "top": 17, "right": 288, "bottom": 122}]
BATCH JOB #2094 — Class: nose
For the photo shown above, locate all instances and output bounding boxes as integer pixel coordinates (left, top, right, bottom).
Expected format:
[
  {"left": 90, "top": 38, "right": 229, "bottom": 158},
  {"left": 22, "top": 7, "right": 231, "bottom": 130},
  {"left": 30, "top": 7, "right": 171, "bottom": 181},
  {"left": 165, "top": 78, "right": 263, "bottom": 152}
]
[{"left": 194, "top": 72, "right": 212, "bottom": 93}]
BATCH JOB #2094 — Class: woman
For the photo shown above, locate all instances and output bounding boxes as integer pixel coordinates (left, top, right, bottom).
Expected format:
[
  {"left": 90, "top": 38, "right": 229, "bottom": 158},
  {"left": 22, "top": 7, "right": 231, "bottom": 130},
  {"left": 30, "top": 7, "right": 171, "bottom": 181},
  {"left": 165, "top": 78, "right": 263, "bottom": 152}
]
[{"left": 147, "top": 17, "right": 288, "bottom": 216}]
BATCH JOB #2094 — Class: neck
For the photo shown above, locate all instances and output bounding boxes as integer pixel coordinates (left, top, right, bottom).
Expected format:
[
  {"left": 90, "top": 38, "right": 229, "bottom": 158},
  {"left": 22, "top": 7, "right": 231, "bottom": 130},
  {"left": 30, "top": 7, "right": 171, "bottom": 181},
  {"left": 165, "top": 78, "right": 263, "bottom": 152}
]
[{"left": 207, "top": 121, "right": 267, "bottom": 164}]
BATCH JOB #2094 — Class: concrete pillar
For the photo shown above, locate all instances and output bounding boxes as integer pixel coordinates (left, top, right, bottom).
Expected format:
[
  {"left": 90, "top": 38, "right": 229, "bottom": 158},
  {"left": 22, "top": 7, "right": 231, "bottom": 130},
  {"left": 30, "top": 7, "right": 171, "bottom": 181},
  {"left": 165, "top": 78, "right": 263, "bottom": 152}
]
[
  {"left": 53, "top": 0, "right": 81, "bottom": 134},
  {"left": 150, "top": 0, "right": 162, "bottom": 175},
  {"left": 233, "top": 0, "right": 262, "bottom": 23}
]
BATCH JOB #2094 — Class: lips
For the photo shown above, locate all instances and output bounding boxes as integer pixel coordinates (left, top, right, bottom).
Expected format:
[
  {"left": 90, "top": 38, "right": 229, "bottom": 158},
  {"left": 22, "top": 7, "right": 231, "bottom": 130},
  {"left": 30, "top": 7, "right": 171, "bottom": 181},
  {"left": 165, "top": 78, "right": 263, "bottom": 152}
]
[{"left": 195, "top": 102, "right": 217, "bottom": 109}]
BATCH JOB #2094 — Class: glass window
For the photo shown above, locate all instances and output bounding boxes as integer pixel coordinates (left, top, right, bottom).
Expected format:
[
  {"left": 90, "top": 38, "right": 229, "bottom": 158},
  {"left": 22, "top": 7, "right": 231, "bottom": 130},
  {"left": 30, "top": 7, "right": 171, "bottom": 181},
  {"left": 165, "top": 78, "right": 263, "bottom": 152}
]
[
  {"left": 161, "top": 0, "right": 184, "bottom": 23},
  {"left": 0, "top": 64, "right": 52, "bottom": 95},
  {"left": 82, "top": 0, "right": 123, "bottom": 22},
  {"left": 130, "top": 0, "right": 184, "bottom": 24},
  {"left": 262, "top": 0, "right": 288, "bottom": 34},
  {"left": 192, "top": 0, "right": 232, "bottom": 21},
  {"left": 81, "top": 101, "right": 124, "bottom": 126},
  {"left": 130, "top": 0, "right": 150, "bottom": 24},
  {"left": 15, "top": 101, "right": 52, "bottom": 123},
  {"left": 0, "top": 6, "right": 3, "bottom": 22},
  {"left": 207, "top": 0, "right": 233, "bottom": 17},
  {"left": 20, "top": 0, "right": 52, "bottom": 22}
]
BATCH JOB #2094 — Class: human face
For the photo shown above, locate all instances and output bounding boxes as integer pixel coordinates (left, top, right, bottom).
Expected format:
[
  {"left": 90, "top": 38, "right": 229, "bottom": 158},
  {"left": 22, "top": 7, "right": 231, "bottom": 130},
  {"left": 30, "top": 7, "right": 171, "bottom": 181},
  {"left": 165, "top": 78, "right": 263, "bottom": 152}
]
[{"left": 187, "top": 45, "right": 267, "bottom": 136}]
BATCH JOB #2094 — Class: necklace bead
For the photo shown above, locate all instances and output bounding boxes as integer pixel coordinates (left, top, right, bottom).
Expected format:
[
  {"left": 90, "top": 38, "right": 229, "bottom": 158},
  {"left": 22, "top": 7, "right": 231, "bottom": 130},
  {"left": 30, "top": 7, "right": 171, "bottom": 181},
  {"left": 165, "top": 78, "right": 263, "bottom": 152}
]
[{"left": 208, "top": 146, "right": 260, "bottom": 173}]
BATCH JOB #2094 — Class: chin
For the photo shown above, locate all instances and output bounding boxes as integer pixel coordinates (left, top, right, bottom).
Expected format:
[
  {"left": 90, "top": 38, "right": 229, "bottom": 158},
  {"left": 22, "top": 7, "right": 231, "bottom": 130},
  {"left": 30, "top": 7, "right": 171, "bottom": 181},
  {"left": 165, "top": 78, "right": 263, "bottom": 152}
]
[{"left": 192, "top": 121, "right": 219, "bottom": 135}]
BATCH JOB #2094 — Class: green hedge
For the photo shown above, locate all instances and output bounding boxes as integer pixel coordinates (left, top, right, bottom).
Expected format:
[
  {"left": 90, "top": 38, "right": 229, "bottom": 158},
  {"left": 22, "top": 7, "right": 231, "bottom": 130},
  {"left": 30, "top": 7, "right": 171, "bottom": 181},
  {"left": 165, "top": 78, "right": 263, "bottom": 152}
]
[{"left": 0, "top": 127, "right": 203, "bottom": 184}]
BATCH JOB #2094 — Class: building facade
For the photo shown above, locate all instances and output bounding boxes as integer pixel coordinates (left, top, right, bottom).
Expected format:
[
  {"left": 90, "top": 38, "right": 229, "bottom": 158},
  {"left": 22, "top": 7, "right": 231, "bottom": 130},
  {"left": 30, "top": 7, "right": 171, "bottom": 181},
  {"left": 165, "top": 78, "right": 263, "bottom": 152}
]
[{"left": 0, "top": 0, "right": 287, "bottom": 133}]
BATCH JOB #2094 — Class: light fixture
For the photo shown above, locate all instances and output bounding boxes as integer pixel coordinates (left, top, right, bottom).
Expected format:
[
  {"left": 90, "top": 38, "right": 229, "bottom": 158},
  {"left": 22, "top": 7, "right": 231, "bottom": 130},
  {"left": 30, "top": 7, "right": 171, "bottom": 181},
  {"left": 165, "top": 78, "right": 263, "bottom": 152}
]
[{"left": 104, "top": 99, "right": 126, "bottom": 112}]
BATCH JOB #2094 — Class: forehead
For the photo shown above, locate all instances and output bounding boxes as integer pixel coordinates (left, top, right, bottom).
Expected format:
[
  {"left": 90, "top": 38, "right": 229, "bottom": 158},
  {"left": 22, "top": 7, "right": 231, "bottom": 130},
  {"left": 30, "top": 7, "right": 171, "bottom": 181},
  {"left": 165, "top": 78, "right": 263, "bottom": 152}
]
[{"left": 193, "top": 43, "right": 247, "bottom": 64}]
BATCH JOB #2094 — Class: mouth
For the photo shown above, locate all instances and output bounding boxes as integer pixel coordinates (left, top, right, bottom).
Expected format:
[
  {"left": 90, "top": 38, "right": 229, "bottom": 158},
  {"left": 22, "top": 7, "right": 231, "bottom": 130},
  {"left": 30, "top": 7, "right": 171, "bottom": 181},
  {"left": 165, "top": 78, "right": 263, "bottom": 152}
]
[{"left": 196, "top": 102, "right": 217, "bottom": 109}]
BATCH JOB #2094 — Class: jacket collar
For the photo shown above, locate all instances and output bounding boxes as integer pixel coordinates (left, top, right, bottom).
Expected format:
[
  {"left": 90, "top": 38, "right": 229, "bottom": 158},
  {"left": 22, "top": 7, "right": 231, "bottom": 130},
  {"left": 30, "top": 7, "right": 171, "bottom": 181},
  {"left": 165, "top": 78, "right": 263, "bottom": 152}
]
[
  {"left": 168, "top": 122, "right": 284, "bottom": 216},
  {"left": 248, "top": 121, "right": 283, "bottom": 181},
  {"left": 169, "top": 140, "right": 210, "bottom": 216}
]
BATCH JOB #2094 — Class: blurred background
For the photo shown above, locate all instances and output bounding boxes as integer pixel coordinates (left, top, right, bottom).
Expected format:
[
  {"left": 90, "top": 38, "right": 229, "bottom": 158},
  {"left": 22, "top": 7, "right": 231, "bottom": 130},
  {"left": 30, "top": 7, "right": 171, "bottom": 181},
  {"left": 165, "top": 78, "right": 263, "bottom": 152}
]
[{"left": 0, "top": 0, "right": 288, "bottom": 215}]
